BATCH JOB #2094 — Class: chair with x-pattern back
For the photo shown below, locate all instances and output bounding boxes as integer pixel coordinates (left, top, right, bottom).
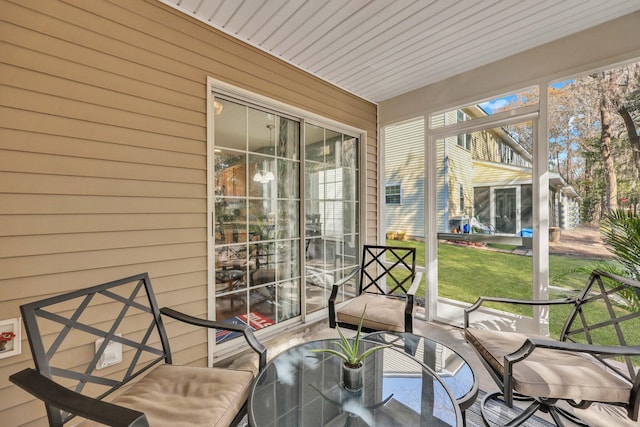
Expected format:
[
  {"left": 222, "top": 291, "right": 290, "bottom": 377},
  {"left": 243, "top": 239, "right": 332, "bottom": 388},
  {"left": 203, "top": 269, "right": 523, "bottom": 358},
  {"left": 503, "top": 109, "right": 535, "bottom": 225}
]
[
  {"left": 464, "top": 270, "right": 640, "bottom": 426},
  {"left": 329, "top": 245, "right": 422, "bottom": 333},
  {"left": 10, "top": 273, "right": 266, "bottom": 427}
]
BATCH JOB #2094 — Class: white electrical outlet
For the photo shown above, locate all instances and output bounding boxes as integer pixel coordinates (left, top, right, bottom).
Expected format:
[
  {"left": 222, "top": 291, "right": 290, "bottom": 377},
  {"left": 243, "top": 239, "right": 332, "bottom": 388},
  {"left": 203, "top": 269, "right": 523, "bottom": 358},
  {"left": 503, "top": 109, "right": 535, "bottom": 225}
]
[{"left": 95, "top": 334, "right": 122, "bottom": 370}]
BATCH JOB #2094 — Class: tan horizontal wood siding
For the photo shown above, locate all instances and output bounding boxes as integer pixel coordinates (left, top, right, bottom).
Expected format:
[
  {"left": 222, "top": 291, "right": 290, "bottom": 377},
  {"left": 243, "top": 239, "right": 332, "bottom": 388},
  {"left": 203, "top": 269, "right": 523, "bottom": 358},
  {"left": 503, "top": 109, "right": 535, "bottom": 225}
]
[{"left": 0, "top": 0, "right": 377, "bottom": 425}]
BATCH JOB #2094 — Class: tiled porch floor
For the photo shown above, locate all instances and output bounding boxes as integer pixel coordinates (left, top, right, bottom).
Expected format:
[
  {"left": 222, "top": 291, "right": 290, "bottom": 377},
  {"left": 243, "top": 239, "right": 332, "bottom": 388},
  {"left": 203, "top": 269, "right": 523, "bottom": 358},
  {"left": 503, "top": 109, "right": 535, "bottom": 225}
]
[{"left": 223, "top": 318, "right": 636, "bottom": 426}]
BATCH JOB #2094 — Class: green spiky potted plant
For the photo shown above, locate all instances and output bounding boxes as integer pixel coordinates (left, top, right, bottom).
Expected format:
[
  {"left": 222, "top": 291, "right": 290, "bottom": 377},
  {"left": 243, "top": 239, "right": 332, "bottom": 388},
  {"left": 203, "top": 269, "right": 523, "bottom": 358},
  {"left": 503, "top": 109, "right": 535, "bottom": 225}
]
[{"left": 311, "top": 305, "right": 390, "bottom": 391}]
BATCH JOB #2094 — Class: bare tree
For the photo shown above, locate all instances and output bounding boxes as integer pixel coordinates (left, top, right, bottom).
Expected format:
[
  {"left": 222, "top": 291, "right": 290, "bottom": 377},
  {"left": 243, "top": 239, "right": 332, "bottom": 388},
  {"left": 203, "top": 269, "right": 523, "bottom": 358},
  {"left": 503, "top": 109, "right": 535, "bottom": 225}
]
[
  {"left": 488, "top": 63, "right": 639, "bottom": 220},
  {"left": 597, "top": 92, "right": 618, "bottom": 211},
  {"left": 619, "top": 103, "right": 640, "bottom": 179},
  {"left": 606, "top": 64, "right": 640, "bottom": 179}
]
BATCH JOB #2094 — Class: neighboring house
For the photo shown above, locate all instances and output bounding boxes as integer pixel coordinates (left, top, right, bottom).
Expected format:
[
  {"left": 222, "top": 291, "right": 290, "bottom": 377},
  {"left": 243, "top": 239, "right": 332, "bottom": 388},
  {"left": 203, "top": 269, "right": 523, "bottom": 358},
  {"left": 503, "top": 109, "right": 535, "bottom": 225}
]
[
  {"left": 385, "top": 119, "right": 426, "bottom": 238},
  {"left": 385, "top": 107, "right": 580, "bottom": 240},
  {"left": 550, "top": 172, "right": 581, "bottom": 230}
]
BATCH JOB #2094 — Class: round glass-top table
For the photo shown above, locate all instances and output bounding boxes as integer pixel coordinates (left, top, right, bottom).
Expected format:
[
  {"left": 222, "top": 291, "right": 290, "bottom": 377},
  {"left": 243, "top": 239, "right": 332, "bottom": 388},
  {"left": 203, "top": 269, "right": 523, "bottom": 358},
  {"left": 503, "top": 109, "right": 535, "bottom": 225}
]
[
  {"left": 248, "top": 339, "right": 462, "bottom": 426},
  {"left": 364, "top": 331, "right": 479, "bottom": 413}
]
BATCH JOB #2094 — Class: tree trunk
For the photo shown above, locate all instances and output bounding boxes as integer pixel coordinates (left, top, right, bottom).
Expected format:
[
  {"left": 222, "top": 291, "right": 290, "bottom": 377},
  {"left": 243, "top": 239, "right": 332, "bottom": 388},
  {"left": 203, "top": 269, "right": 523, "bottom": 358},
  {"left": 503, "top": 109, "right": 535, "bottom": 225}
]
[
  {"left": 618, "top": 105, "right": 640, "bottom": 179},
  {"left": 600, "top": 104, "right": 618, "bottom": 212}
]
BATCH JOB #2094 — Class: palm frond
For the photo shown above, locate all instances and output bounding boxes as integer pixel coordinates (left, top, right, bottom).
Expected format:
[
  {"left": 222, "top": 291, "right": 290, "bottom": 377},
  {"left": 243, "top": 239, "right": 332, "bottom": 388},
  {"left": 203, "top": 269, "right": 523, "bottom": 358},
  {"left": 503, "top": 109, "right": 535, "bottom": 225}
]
[{"left": 601, "top": 210, "right": 640, "bottom": 280}]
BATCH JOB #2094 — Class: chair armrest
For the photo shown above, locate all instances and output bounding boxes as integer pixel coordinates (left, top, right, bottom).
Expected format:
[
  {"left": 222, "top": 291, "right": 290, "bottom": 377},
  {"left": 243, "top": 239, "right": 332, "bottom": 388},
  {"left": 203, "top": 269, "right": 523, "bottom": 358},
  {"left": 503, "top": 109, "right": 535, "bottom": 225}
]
[
  {"left": 502, "top": 337, "right": 640, "bottom": 405},
  {"left": 10, "top": 368, "right": 149, "bottom": 427},
  {"left": 328, "top": 267, "right": 360, "bottom": 328},
  {"left": 329, "top": 267, "right": 360, "bottom": 303},
  {"left": 332, "top": 267, "right": 360, "bottom": 290},
  {"left": 403, "top": 271, "right": 423, "bottom": 333},
  {"left": 160, "top": 307, "right": 267, "bottom": 370},
  {"left": 464, "top": 296, "right": 576, "bottom": 328},
  {"left": 407, "top": 271, "right": 423, "bottom": 297},
  {"left": 404, "top": 271, "right": 423, "bottom": 312},
  {"left": 511, "top": 338, "right": 640, "bottom": 359}
]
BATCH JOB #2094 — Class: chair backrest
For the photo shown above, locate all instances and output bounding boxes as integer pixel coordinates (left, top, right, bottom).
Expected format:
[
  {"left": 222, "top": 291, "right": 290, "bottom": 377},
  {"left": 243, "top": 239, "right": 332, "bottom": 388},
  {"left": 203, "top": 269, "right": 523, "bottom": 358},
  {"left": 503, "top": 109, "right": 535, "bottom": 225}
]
[
  {"left": 20, "top": 273, "right": 171, "bottom": 426},
  {"left": 559, "top": 270, "right": 640, "bottom": 391},
  {"left": 359, "top": 245, "right": 416, "bottom": 296}
]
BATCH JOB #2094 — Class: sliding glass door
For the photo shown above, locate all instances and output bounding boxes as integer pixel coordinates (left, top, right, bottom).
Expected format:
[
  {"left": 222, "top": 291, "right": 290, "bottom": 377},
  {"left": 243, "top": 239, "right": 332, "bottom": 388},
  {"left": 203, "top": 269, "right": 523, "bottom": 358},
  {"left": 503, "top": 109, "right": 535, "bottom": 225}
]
[{"left": 209, "top": 91, "right": 362, "bottom": 342}]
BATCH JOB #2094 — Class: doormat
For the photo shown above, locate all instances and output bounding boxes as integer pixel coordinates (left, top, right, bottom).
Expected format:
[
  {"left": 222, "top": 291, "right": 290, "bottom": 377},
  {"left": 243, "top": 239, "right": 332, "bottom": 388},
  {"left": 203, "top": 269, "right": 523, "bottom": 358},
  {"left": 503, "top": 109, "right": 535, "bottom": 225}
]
[{"left": 215, "top": 312, "right": 274, "bottom": 343}]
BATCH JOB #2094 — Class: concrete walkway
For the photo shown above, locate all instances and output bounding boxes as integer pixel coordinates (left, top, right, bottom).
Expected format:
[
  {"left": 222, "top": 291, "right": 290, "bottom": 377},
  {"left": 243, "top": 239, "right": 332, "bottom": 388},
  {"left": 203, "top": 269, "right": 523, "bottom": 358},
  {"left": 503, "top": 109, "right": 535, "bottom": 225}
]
[{"left": 549, "top": 224, "right": 612, "bottom": 260}]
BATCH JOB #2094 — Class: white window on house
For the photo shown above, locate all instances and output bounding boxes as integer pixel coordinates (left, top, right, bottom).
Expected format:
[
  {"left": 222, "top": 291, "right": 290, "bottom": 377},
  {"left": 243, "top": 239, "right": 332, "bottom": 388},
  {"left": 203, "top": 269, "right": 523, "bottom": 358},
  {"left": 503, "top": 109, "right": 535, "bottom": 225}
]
[
  {"left": 459, "top": 183, "right": 464, "bottom": 213},
  {"left": 386, "top": 184, "right": 401, "bottom": 205},
  {"left": 456, "top": 111, "right": 472, "bottom": 150},
  {"left": 457, "top": 133, "right": 472, "bottom": 150}
]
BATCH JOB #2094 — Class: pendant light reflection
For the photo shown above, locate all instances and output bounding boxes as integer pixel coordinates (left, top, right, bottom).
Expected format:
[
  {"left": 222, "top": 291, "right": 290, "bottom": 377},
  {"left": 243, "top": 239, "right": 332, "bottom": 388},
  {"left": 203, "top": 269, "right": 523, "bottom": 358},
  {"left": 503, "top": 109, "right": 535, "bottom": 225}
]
[
  {"left": 253, "top": 162, "right": 274, "bottom": 183},
  {"left": 253, "top": 123, "right": 275, "bottom": 183}
]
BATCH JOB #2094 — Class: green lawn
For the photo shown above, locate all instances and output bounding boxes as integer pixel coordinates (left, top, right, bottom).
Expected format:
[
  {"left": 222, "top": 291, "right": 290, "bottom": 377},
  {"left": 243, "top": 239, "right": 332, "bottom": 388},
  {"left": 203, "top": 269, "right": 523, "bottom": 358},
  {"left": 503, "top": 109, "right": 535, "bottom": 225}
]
[
  {"left": 386, "top": 239, "right": 600, "bottom": 336},
  {"left": 386, "top": 239, "right": 640, "bottom": 349},
  {"left": 387, "top": 239, "right": 595, "bottom": 295}
]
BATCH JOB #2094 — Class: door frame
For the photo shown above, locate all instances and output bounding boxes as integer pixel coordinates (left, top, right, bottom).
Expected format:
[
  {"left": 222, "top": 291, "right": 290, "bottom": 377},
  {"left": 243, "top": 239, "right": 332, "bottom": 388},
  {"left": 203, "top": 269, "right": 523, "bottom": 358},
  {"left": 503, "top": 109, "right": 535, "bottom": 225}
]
[{"left": 425, "top": 107, "right": 547, "bottom": 328}]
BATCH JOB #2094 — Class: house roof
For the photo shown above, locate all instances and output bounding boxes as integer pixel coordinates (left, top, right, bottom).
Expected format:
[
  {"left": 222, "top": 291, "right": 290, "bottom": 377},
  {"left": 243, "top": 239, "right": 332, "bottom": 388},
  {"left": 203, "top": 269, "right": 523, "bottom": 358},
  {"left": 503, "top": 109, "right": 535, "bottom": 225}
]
[{"left": 158, "top": 0, "right": 640, "bottom": 103}]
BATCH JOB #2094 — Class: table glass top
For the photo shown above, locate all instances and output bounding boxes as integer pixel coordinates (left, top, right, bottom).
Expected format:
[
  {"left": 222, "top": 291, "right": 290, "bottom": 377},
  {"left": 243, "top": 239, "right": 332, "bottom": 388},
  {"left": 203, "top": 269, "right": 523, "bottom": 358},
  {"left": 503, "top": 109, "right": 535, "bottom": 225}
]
[
  {"left": 249, "top": 339, "right": 461, "bottom": 427},
  {"left": 364, "top": 331, "right": 477, "bottom": 409}
]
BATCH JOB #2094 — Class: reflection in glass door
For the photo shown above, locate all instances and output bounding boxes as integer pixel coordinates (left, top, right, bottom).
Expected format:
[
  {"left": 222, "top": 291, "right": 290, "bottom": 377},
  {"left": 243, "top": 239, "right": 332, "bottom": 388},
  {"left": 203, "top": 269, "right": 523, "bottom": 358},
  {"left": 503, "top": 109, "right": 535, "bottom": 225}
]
[
  {"left": 304, "top": 124, "right": 360, "bottom": 315},
  {"left": 212, "top": 97, "right": 301, "bottom": 339}
]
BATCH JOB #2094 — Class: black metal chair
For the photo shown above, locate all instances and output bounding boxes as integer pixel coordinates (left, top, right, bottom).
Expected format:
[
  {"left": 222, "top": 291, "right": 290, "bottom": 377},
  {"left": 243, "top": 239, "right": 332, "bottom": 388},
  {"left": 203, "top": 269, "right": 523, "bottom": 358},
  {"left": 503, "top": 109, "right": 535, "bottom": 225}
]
[
  {"left": 10, "top": 273, "right": 266, "bottom": 427},
  {"left": 464, "top": 270, "right": 640, "bottom": 426},
  {"left": 328, "top": 245, "right": 422, "bottom": 333}
]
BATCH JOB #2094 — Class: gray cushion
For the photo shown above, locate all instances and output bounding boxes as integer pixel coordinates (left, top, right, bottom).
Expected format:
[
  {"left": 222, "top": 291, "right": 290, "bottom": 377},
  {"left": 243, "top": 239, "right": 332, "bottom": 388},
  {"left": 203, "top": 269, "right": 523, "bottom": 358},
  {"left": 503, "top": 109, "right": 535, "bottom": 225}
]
[{"left": 465, "top": 327, "right": 632, "bottom": 404}]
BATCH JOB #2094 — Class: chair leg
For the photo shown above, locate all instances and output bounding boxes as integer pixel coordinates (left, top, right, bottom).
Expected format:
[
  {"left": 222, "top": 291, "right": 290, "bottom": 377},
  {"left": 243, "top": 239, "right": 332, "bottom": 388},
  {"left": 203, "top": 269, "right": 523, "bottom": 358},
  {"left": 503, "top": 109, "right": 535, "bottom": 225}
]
[
  {"left": 481, "top": 391, "right": 540, "bottom": 427},
  {"left": 504, "top": 400, "right": 544, "bottom": 427},
  {"left": 547, "top": 404, "right": 590, "bottom": 427},
  {"left": 481, "top": 391, "right": 589, "bottom": 427}
]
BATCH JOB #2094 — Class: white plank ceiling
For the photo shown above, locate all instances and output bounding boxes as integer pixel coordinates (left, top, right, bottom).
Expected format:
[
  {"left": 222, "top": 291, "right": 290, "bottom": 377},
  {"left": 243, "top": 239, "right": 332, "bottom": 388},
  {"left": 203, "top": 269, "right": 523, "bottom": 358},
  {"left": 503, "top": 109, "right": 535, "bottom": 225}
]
[{"left": 160, "top": 0, "right": 640, "bottom": 103}]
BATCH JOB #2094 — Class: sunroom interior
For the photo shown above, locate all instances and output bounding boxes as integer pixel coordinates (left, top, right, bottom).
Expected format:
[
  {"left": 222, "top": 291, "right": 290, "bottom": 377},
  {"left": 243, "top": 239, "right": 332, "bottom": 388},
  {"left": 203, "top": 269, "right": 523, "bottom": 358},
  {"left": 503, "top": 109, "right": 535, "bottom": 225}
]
[{"left": 2, "top": 1, "right": 640, "bottom": 425}]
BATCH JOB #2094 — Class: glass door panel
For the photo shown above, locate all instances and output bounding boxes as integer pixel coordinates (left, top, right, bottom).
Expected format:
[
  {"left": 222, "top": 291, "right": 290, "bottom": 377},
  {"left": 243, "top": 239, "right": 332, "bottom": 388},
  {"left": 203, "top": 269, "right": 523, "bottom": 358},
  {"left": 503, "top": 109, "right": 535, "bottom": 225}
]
[
  {"left": 305, "top": 124, "right": 359, "bottom": 314},
  {"left": 213, "top": 97, "right": 301, "bottom": 338}
]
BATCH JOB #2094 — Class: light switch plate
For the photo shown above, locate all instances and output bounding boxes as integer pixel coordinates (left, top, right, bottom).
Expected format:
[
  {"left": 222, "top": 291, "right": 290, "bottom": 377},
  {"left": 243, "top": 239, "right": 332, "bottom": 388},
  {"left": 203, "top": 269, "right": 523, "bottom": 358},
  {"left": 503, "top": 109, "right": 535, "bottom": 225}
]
[{"left": 95, "top": 334, "right": 122, "bottom": 370}]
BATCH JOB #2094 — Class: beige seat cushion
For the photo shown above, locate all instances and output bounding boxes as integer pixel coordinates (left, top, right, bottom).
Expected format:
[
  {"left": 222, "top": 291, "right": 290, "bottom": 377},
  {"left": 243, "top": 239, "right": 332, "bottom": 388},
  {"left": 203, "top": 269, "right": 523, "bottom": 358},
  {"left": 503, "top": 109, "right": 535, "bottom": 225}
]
[
  {"left": 84, "top": 364, "right": 254, "bottom": 427},
  {"left": 337, "top": 293, "right": 411, "bottom": 332},
  {"left": 466, "top": 328, "right": 632, "bottom": 404}
]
